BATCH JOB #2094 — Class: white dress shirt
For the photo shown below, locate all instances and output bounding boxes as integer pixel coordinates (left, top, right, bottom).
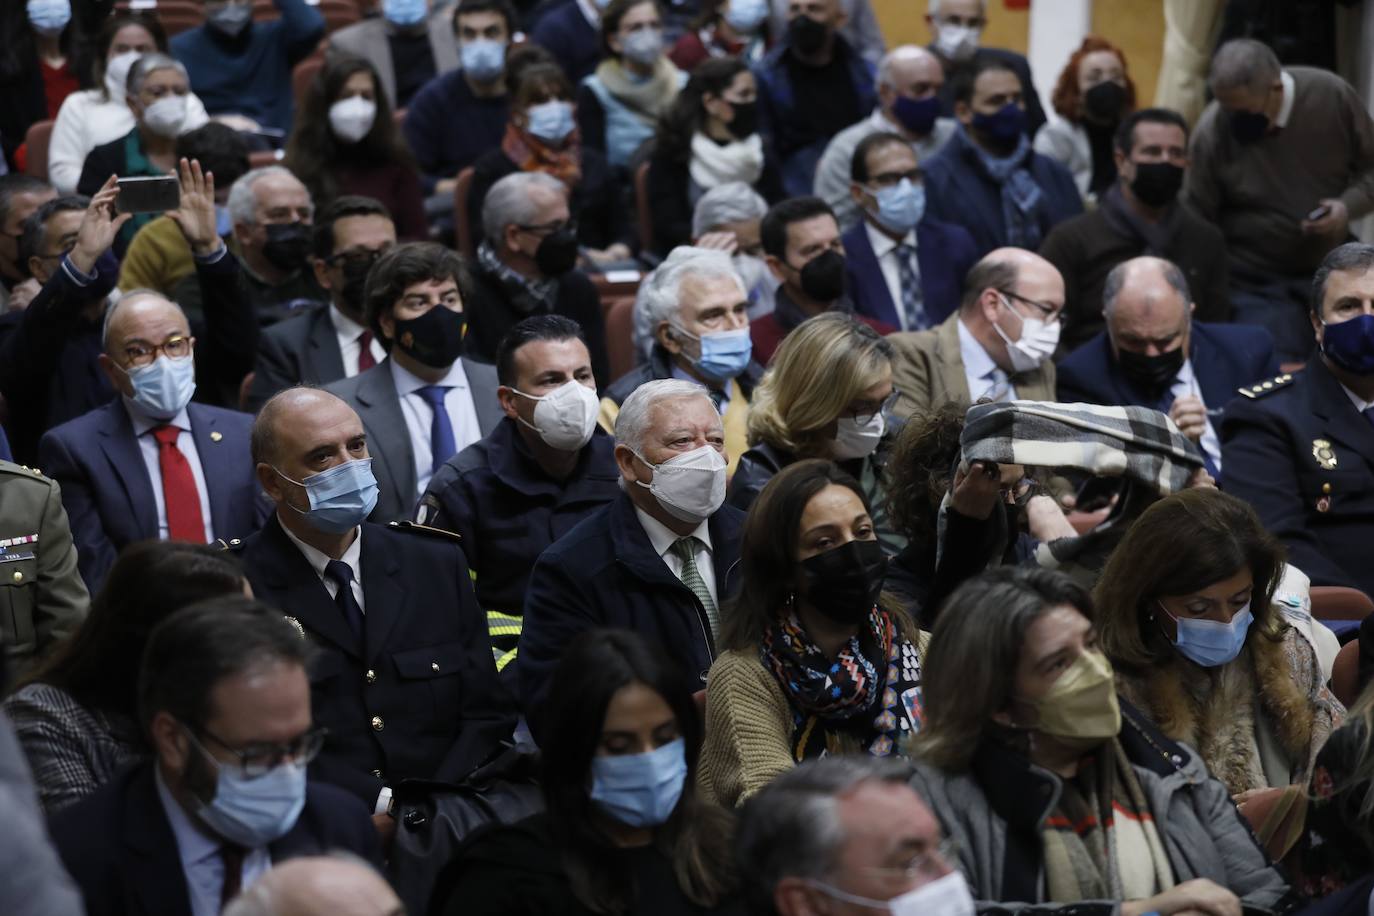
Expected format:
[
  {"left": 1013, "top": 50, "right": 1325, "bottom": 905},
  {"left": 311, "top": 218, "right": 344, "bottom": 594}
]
[
  {"left": 155, "top": 766, "right": 270, "bottom": 916},
  {"left": 957, "top": 318, "right": 1014, "bottom": 403},
  {"left": 863, "top": 220, "right": 921, "bottom": 331},
  {"left": 390, "top": 358, "right": 483, "bottom": 496},
  {"left": 127, "top": 400, "right": 215, "bottom": 543},
  {"left": 634, "top": 506, "right": 718, "bottom": 611},
  {"left": 1169, "top": 359, "right": 1222, "bottom": 473},
  {"left": 329, "top": 305, "right": 386, "bottom": 378},
  {"left": 1276, "top": 70, "right": 1296, "bottom": 129},
  {"left": 279, "top": 519, "right": 366, "bottom": 614}
]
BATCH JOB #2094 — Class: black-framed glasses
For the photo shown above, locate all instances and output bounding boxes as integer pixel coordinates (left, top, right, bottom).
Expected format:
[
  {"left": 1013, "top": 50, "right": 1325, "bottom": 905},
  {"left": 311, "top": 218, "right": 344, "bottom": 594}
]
[
  {"left": 998, "top": 288, "right": 1060, "bottom": 323},
  {"left": 185, "top": 724, "right": 327, "bottom": 779},
  {"left": 124, "top": 336, "right": 192, "bottom": 368},
  {"left": 327, "top": 247, "right": 387, "bottom": 271},
  {"left": 848, "top": 389, "right": 901, "bottom": 425},
  {"left": 516, "top": 219, "right": 576, "bottom": 237}
]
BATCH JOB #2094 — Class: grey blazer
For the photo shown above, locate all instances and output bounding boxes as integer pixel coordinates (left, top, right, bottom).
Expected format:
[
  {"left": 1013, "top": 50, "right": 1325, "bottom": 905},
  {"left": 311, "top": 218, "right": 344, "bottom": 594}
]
[
  {"left": 326, "top": 356, "right": 503, "bottom": 523},
  {"left": 327, "top": 7, "right": 461, "bottom": 109}
]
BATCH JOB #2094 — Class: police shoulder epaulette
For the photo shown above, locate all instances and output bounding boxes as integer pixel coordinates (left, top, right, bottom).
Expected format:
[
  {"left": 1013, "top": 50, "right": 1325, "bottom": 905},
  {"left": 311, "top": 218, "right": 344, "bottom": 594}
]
[
  {"left": 0, "top": 461, "right": 47, "bottom": 479},
  {"left": 1237, "top": 372, "right": 1296, "bottom": 399},
  {"left": 388, "top": 520, "right": 462, "bottom": 542},
  {"left": 216, "top": 537, "right": 247, "bottom": 551}
]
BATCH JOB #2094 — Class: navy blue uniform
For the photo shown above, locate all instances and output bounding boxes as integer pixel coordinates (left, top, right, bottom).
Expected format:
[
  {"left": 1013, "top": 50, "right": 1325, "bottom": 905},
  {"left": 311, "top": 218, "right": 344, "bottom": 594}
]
[
  {"left": 233, "top": 516, "right": 517, "bottom": 806},
  {"left": 417, "top": 419, "right": 621, "bottom": 676}
]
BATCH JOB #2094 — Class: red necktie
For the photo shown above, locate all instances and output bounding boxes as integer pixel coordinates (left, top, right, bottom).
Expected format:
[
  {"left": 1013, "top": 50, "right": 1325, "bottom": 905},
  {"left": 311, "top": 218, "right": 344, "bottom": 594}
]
[
  {"left": 152, "top": 425, "right": 206, "bottom": 543},
  {"left": 357, "top": 330, "right": 376, "bottom": 371}
]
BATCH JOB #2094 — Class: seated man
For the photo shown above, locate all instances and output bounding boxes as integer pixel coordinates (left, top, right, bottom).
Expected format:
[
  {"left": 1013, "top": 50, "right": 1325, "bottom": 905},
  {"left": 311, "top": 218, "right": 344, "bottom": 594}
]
[
  {"left": 691, "top": 182, "right": 778, "bottom": 319},
  {"left": 0, "top": 166, "right": 257, "bottom": 464},
  {"left": 0, "top": 174, "right": 55, "bottom": 311},
  {"left": 521, "top": 379, "right": 745, "bottom": 740},
  {"left": 815, "top": 45, "right": 957, "bottom": 229},
  {"left": 329, "top": 0, "right": 460, "bottom": 110},
  {"left": 752, "top": 196, "right": 892, "bottom": 366},
  {"left": 923, "top": 59, "right": 1081, "bottom": 257},
  {"left": 327, "top": 243, "right": 503, "bottom": 522},
  {"left": 171, "top": 0, "right": 325, "bottom": 135},
  {"left": 754, "top": 0, "right": 876, "bottom": 197},
  {"left": 1185, "top": 39, "right": 1374, "bottom": 363},
  {"left": 50, "top": 597, "right": 380, "bottom": 916},
  {"left": 601, "top": 248, "right": 763, "bottom": 474},
  {"left": 238, "top": 387, "right": 516, "bottom": 810},
  {"left": 1057, "top": 256, "right": 1275, "bottom": 481},
  {"left": 1041, "top": 108, "right": 1230, "bottom": 352},
  {"left": 1223, "top": 242, "right": 1374, "bottom": 601},
  {"left": 419, "top": 315, "right": 619, "bottom": 678},
  {"left": 223, "top": 855, "right": 402, "bottom": 916},
  {"left": 843, "top": 131, "right": 976, "bottom": 333},
  {"left": 925, "top": 0, "right": 1045, "bottom": 135},
  {"left": 465, "top": 172, "right": 609, "bottom": 386},
  {"left": 890, "top": 247, "right": 1062, "bottom": 417},
  {"left": 246, "top": 197, "right": 397, "bottom": 412},
  {"left": 403, "top": 0, "right": 513, "bottom": 198},
  {"left": 39, "top": 286, "right": 265, "bottom": 592},
  {"left": 736, "top": 757, "right": 966, "bottom": 916}
]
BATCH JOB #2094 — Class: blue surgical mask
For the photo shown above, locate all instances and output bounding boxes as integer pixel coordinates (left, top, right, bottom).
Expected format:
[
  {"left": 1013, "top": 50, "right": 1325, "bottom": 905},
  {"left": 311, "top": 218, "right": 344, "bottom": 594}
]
[
  {"left": 275, "top": 459, "right": 380, "bottom": 533},
  {"left": 27, "top": 0, "right": 70, "bottom": 35},
  {"left": 621, "top": 28, "right": 664, "bottom": 67},
  {"left": 722, "top": 0, "right": 767, "bottom": 33},
  {"left": 971, "top": 103, "right": 1027, "bottom": 146},
  {"left": 526, "top": 100, "right": 576, "bottom": 145},
  {"left": 589, "top": 737, "right": 687, "bottom": 828},
  {"left": 1320, "top": 313, "right": 1374, "bottom": 376},
  {"left": 1162, "top": 601, "right": 1253, "bottom": 668},
  {"left": 207, "top": 1, "right": 253, "bottom": 37},
  {"left": 194, "top": 758, "right": 308, "bottom": 848},
  {"left": 891, "top": 93, "right": 940, "bottom": 135},
  {"left": 675, "top": 324, "right": 752, "bottom": 383},
  {"left": 382, "top": 0, "right": 428, "bottom": 27},
  {"left": 462, "top": 39, "right": 506, "bottom": 83},
  {"left": 126, "top": 354, "right": 197, "bottom": 421},
  {"left": 867, "top": 178, "right": 925, "bottom": 235}
]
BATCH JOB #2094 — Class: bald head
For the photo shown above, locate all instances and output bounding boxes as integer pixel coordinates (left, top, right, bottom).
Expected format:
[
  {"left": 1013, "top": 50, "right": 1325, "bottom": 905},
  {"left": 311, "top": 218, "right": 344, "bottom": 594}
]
[
  {"left": 1103, "top": 256, "right": 1193, "bottom": 356},
  {"left": 961, "top": 247, "right": 1065, "bottom": 314},
  {"left": 876, "top": 45, "right": 944, "bottom": 127},
  {"left": 102, "top": 291, "right": 191, "bottom": 354},
  {"left": 223, "top": 857, "right": 403, "bottom": 916}
]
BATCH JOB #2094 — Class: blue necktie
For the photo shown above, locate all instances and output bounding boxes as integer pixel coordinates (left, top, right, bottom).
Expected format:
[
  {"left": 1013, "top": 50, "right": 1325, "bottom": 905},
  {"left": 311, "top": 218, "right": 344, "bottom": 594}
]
[
  {"left": 416, "top": 385, "right": 456, "bottom": 472},
  {"left": 324, "top": 559, "right": 364, "bottom": 641},
  {"left": 895, "top": 243, "right": 926, "bottom": 331}
]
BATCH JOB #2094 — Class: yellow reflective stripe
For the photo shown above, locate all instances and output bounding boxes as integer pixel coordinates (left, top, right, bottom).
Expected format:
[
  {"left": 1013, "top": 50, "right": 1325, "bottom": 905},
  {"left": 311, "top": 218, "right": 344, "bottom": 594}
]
[
  {"left": 470, "top": 568, "right": 478, "bottom": 582},
  {"left": 495, "top": 646, "right": 519, "bottom": 672},
  {"left": 487, "top": 610, "right": 522, "bottom": 639}
]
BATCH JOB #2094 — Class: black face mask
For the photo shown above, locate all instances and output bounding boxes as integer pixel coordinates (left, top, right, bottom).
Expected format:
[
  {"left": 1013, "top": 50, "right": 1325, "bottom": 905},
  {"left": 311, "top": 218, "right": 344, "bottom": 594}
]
[
  {"left": 796, "top": 249, "right": 846, "bottom": 303},
  {"left": 1117, "top": 345, "right": 1185, "bottom": 395},
  {"left": 1083, "top": 81, "right": 1127, "bottom": 123},
  {"left": 1128, "top": 161, "right": 1184, "bottom": 208},
  {"left": 787, "top": 14, "right": 829, "bottom": 56},
  {"left": 725, "top": 100, "right": 758, "bottom": 140},
  {"left": 1230, "top": 108, "right": 1269, "bottom": 144},
  {"left": 337, "top": 256, "right": 373, "bottom": 318},
  {"left": 800, "top": 539, "right": 888, "bottom": 624},
  {"left": 534, "top": 226, "right": 579, "bottom": 276},
  {"left": 262, "top": 222, "right": 312, "bottom": 271},
  {"left": 392, "top": 305, "right": 467, "bottom": 369}
]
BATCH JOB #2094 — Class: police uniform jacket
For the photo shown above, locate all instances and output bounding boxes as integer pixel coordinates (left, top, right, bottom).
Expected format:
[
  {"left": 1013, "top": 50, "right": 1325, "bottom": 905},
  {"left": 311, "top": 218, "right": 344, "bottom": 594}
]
[
  {"left": 235, "top": 516, "right": 518, "bottom": 806},
  {"left": 1221, "top": 355, "right": 1374, "bottom": 598}
]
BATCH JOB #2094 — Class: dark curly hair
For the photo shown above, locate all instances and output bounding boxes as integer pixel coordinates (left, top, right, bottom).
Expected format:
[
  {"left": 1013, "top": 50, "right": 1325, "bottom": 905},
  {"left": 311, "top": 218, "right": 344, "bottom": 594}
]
[{"left": 884, "top": 402, "right": 967, "bottom": 552}]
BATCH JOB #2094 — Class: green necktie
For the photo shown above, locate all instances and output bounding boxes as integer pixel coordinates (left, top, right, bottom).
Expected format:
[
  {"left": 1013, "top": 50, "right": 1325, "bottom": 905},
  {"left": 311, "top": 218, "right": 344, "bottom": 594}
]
[{"left": 670, "top": 537, "right": 718, "bottom": 637}]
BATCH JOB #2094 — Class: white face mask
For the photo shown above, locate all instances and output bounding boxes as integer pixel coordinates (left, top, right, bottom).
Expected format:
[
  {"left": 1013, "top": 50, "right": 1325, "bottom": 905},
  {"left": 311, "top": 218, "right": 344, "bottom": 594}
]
[
  {"left": 832, "top": 411, "right": 885, "bottom": 460},
  {"left": 329, "top": 96, "right": 377, "bottom": 144},
  {"left": 512, "top": 380, "right": 600, "bottom": 451},
  {"left": 933, "top": 22, "right": 981, "bottom": 62},
  {"left": 104, "top": 50, "right": 141, "bottom": 100},
  {"left": 632, "top": 444, "right": 727, "bottom": 525},
  {"left": 991, "top": 294, "right": 1060, "bottom": 373},
  {"left": 811, "top": 870, "right": 976, "bottom": 916},
  {"left": 142, "top": 94, "right": 188, "bottom": 138}
]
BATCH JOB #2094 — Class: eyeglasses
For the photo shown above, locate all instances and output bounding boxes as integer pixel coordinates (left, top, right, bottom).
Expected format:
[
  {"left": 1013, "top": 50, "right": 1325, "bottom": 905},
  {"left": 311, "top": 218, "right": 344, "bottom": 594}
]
[
  {"left": 847, "top": 389, "right": 900, "bottom": 425},
  {"left": 998, "top": 289, "right": 1060, "bottom": 323},
  {"left": 327, "top": 247, "right": 387, "bottom": 271},
  {"left": 859, "top": 838, "right": 959, "bottom": 883},
  {"left": 1004, "top": 475, "right": 1041, "bottom": 507},
  {"left": 516, "top": 219, "right": 576, "bottom": 237},
  {"left": 185, "top": 724, "right": 327, "bottom": 779},
  {"left": 867, "top": 168, "right": 924, "bottom": 189},
  {"left": 123, "top": 336, "right": 192, "bottom": 368}
]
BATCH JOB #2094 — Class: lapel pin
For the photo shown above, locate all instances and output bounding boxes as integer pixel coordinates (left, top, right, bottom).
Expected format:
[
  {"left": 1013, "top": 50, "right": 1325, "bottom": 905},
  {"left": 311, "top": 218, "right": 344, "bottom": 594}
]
[{"left": 210, "top": 431, "right": 223, "bottom": 443}]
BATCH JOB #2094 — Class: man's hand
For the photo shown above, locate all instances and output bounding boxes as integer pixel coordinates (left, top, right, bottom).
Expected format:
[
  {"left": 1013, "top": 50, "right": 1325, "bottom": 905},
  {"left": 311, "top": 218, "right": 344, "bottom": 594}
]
[
  {"left": 1187, "top": 466, "right": 1217, "bottom": 490},
  {"left": 7, "top": 278, "right": 40, "bottom": 311},
  {"left": 70, "top": 175, "right": 132, "bottom": 275},
  {"left": 1123, "top": 879, "right": 1241, "bottom": 916},
  {"left": 1025, "top": 494, "right": 1077, "bottom": 542},
  {"left": 1301, "top": 198, "right": 1349, "bottom": 238},
  {"left": 948, "top": 460, "right": 1003, "bottom": 520},
  {"left": 166, "top": 158, "right": 222, "bottom": 257},
  {"left": 371, "top": 812, "right": 397, "bottom": 850},
  {"left": 1168, "top": 393, "right": 1208, "bottom": 443},
  {"left": 694, "top": 231, "right": 739, "bottom": 254}
]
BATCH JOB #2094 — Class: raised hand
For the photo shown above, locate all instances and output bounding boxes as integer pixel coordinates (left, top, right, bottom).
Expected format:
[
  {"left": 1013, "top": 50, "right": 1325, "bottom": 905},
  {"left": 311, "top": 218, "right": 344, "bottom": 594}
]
[
  {"left": 165, "top": 158, "right": 222, "bottom": 257},
  {"left": 70, "top": 175, "right": 132, "bottom": 275}
]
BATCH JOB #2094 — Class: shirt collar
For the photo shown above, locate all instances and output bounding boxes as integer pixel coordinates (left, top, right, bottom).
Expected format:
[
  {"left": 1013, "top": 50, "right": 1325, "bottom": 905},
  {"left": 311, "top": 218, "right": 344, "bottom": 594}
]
[
  {"left": 957, "top": 316, "right": 1000, "bottom": 383},
  {"left": 1340, "top": 381, "right": 1374, "bottom": 413},
  {"left": 124, "top": 398, "right": 192, "bottom": 437},
  {"left": 155, "top": 763, "right": 228, "bottom": 865},
  {"left": 633, "top": 504, "right": 712, "bottom": 558},
  {"left": 390, "top": 354, "right": 470, "bottom": 397},
  {"left": 279, "top": 518, "right": 363, "bottom": 580},
  {"left": 1275, "top": 70, "right": 1295, "bottom": 129},
  {"left": 328, "top": 305, "right": 368, "bottom": 340},
  {"left": 862, "top": 218, "right": 916, "bottom": 258}
]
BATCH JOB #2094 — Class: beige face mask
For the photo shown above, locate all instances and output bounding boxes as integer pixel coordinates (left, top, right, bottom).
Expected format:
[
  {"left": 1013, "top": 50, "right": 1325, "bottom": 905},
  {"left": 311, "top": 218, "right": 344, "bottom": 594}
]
[{"left": 1025, "top": 649, "right": 1122, "bottom": 750}]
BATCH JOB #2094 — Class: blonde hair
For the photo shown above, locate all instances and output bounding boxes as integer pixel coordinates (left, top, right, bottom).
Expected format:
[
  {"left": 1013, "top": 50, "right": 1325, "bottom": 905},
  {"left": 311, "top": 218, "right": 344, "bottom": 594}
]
[{"left": 747, "top": 313, "right": 893, "bottom": 458}]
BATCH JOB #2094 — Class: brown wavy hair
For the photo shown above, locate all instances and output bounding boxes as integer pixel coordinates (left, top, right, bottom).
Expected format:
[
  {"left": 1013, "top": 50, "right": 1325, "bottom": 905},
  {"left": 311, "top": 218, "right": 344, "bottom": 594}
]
[
  {"left": 1050, "top": 36, "right": 1137, "bottom": 122},
  {"left": 884, "top": 402, "right": 966, "bottom": 552}
]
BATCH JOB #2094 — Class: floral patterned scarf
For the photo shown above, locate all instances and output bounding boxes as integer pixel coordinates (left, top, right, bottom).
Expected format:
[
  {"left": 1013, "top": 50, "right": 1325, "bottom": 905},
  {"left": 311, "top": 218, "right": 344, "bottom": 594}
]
[{"left": 500, "top": 123, "right": 582, "bottom": 190}]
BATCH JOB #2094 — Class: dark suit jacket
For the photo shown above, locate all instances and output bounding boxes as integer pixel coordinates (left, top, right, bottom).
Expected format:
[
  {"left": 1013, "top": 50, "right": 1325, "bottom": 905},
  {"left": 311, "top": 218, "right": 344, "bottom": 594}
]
[
  {"left": 325, "top": 357, "right": 504, "bottom": 523},
  {"left": 1056, "top": 322, "right": 1277, "bottom": 411},
  {"left": 50, "top": 762, "right": 381, "bottom": 916},
  {"left": 245, "top": 304, "right": 348, "bottom": 413},
  {"left": 38, "top": 400, "right": 266, "bottom": 593},
  {"left": 842, "top": 217, "right": 978, "bottom": 331},
  {"left": 237, "top": 516, "right": 517, "bottom": 805}
]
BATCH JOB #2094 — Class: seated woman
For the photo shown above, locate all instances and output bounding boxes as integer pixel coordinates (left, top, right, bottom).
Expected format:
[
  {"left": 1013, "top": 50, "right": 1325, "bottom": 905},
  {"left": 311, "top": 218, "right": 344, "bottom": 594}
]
[
  {"left": 913, "top": 566, "right": 1293, "bottom": 914},
  {"left": 469, "top": 61, "right": 630, "bottom": 266},
  {"left": 698, "top": 459, "right": 927, "bottom": 808},
  {"left": 647, "top": 57, "right": 780, "bottom": 257},
  {"left": 669, "top": 0, "right": 770, "bottom": 72},
  {"left": 0, "top": 0, "right": 80, "bottom": 170},
  {"left": 1034, "top": 36, "right": 1136, "bottom": 202},
  {"left": 49, "top": 13, "right": 209, "bottom": 195},
  {"left": 3, "top": 541, "right": 247, "bottom": 813},
  {"left": 578, "top": 0, "right": 685, "bottom": 173},
  {"left": 730, "top": 312, "right": 903, "bottom": 552},
  {"left": 1095, "top": 488, "right": 1344, "bottom": 798},
  {"left": 283, "top": 54, "right": 427, "bottom": 242},
  {"left": 432, "top": 628, "right": 739, "bottom": 916}
]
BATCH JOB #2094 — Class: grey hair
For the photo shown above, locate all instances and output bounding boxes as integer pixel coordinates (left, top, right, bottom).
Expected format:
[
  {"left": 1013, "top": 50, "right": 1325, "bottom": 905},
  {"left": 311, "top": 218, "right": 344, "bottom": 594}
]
[
  {"left": 222, "top": 852, "right": 383, "bottom": 916},
  {"left": 736, "top": 757, "right": 916, "bottom": 916},
  {"left": 614, "top": 378, "right": 713, "bottom": 454},
  {"left": 634, "top": 247, "right": 746, "bottom": 360},
  {"left": 101, "top": 288, "right": 186, "bottom": 351},
  {"left": 1101, "top": 257, "right": 1192, "bottom": 320},
  {"left": 226, "top": 166, "right": 308, "bottom": 228},
  {"left": 481, "top": 171, "right": 569, "bottom": 248},
  {"left": 691, "top": 181, "right": 768, "bottom": 239},
  {"left": 1209, "top": 38, "right": 1281, "bottom": 95},
  {"left": 926, "top": 0, "right": 985, "bottom": 14},
  {"left": 877, "top": 44, "right": 937, "bottom": 90},
  {"left": 1311, "top": 242, "right": 1374, "bottom": 316},
  {"left": 126, "top": 52, "right": 187, "bottom": 97}
]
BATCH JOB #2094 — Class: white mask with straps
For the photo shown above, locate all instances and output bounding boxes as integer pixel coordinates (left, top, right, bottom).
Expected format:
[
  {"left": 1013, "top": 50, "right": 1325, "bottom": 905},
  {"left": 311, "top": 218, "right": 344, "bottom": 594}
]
[
  {"left": 632, "top": 445, "right": 727, "bottom": 525},
  {"left": 991, "top": 293, "right": 1059, "bottom": 373},
  {"left": 512, "top": 380, "right": 600, "bottom": 451}
]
